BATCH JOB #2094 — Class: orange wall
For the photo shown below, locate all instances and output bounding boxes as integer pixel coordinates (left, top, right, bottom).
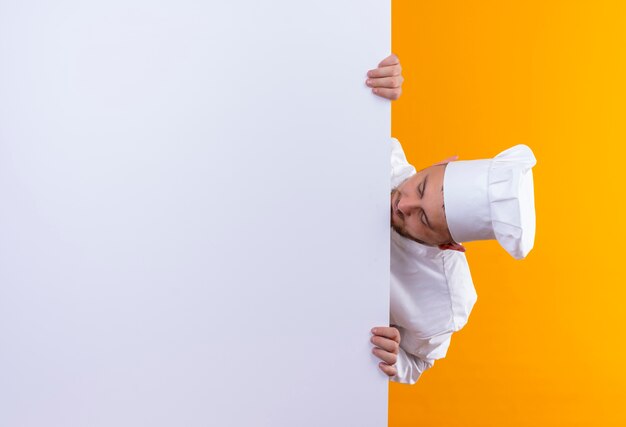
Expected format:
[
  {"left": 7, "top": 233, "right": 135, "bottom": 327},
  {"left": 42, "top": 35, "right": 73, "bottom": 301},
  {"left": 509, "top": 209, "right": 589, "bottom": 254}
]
[{"left": 390, "top": 1, "right": 626, "bottom": 426}]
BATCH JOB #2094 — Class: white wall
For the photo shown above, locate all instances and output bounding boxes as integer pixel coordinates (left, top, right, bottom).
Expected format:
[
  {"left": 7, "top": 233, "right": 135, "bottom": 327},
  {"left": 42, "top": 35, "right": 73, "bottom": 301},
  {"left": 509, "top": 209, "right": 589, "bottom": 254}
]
[{"left": 0, "top": 1, "right": 390, "bottom": 426}]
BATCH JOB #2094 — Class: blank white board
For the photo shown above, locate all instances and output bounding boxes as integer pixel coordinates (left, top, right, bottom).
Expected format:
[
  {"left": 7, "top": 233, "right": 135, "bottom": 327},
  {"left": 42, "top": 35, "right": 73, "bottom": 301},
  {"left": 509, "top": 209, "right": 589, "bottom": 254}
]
[{"left": 0, "top": 1, "right": 390, "bottom": 426}]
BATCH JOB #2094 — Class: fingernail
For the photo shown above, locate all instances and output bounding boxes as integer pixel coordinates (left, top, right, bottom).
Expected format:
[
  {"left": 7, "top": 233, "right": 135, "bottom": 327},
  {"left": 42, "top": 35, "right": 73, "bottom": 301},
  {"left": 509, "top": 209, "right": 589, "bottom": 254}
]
[
  {"left": 373, "top": 88, "right": 378, "bottom": 94},
  {"left": 366, "top": 79, "right": 371, "bottom": 85},
  {"left": 371, "top": 328, "right": 377, "bottom": 333},
  {"left": 367, "top": 71, "right": 373, "bottom": 77}
]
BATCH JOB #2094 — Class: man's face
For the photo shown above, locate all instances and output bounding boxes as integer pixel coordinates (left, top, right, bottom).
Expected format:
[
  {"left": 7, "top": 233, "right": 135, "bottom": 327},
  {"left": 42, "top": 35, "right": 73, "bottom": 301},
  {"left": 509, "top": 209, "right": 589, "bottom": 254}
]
[{"left": 390, "top": 164, "right": 453, "bottom": 246}]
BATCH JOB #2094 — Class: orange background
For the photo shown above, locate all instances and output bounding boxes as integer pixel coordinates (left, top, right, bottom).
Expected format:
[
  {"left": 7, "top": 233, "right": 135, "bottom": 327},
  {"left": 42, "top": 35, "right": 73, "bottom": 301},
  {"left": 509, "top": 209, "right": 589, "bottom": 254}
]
[{"left": 390, "top": 1, "right": 626, "bottom": 426}]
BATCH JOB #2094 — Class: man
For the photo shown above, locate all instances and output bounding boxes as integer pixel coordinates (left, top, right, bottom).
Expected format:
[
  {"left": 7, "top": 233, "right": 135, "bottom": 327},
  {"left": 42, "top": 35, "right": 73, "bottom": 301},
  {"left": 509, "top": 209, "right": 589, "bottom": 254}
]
[{"left": 366, "top": 55, "right": 537, "bottom": 384}]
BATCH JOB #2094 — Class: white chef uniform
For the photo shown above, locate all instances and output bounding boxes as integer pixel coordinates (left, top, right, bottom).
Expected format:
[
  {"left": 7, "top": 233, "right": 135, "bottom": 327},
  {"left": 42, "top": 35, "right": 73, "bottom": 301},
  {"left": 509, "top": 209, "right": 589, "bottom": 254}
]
[{"left": 389, "top": 138, "right": 477, "bottom": 385}]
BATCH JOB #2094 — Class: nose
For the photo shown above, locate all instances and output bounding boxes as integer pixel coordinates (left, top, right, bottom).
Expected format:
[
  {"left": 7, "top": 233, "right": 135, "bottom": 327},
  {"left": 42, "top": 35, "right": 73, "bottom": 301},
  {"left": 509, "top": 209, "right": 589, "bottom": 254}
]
[{"left": 397, "top": 192, "right": 419, "bottom": 217}]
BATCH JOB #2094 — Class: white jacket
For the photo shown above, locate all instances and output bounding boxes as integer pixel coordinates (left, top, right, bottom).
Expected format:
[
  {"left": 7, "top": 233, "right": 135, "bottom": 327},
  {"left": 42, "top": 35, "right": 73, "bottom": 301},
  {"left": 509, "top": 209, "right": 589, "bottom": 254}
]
[{"left": 389, "top": 138, "right": 477, "bottom": 384}]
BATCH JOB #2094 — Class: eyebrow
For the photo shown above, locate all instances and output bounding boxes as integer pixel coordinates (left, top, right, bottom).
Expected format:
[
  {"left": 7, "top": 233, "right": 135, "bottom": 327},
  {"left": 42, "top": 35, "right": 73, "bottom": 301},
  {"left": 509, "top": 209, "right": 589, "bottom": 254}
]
[{"left": 419, "top": 175, "right": 434, "bottom": 230}]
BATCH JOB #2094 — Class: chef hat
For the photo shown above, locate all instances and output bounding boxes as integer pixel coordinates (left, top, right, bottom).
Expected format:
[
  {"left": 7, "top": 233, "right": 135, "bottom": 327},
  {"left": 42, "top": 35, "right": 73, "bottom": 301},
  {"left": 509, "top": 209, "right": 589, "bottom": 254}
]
[{"left": 442, "top": 145, "right": 537, "bottom": 259}]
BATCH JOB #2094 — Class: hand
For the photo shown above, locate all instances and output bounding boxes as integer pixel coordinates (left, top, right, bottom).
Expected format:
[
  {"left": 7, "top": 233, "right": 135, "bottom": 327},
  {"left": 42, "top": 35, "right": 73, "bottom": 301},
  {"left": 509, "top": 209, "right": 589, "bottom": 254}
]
[
  {"left": 370, "top": 326, "right": 401, "bottom": 377},
  {"left": 366, "top": 54, "right": 404, "bottom": 100}
]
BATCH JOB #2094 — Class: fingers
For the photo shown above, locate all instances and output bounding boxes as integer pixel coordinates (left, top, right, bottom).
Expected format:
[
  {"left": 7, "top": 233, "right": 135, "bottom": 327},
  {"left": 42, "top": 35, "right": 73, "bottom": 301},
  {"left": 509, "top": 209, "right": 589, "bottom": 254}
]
[
  {"left": 366, "top": 75, "right": 404, "bottom": 89},
  {"left": 372, "top": 347, "right": 398, "bottom": 365},
  {"left": 371, "top": 326, "right": 401, "bottom": 343},
  {"left": 367, "top": 63, "right": 402, "bottom": 79},
  {"left": 370, "top": 87, "right": 402, "bottom": 100},
  {"left": 378, "top": 53, "right": 400, "bottom": 67},
  {"left": 379, "top": 362, "right": 397, "bottom": 377},
  {"left": 371, "top": 335, "right": 400, "bottom": 353},
  {"left": 371, "top": 326, "right": 400, "bottom": 377},
  {"left": 367, "top": 54, "right": 403, "bottom": 100}
]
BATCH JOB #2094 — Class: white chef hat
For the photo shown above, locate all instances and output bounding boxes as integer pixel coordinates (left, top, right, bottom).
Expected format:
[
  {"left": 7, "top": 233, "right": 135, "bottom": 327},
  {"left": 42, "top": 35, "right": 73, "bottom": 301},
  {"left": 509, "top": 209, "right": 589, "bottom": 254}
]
[{"left": 442, "top": 145, "right": 537, "bottom": 259}]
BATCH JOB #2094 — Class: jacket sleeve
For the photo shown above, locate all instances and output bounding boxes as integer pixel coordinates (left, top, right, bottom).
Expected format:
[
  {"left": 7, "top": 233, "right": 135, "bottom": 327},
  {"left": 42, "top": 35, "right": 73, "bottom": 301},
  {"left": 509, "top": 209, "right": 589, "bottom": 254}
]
[
  {"left": 389, "top": 232, "right": 478, "bottom": 385},
  {"left": 391, "top": 328, "right": 454, "bottom": 385},
  {"left": 392, "top": 346, "right": 434, "bottom": 385}
]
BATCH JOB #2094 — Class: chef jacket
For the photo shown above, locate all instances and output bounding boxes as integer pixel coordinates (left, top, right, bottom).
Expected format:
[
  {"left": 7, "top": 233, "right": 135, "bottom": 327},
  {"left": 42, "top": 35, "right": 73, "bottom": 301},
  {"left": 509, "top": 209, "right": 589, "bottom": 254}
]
[{"left": 389, "top": 138, "right": 477, "bottom": 384}]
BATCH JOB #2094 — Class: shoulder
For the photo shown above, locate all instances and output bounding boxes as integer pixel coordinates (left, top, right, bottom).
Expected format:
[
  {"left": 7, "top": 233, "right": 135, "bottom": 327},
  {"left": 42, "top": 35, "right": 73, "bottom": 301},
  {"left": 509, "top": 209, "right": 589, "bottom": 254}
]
[{"left": 390, "top": 138, "right": 416, "bottom": 188}]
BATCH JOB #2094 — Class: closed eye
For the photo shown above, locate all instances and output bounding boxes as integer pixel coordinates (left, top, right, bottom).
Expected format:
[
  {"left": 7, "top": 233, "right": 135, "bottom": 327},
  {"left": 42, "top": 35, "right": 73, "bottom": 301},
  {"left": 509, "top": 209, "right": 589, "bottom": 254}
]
[
  {"left": 420, "top": 175, "right": 433, "bottom": 230},
  {"left": 418, "top": 181, "right": 424, "bottom": 198}
]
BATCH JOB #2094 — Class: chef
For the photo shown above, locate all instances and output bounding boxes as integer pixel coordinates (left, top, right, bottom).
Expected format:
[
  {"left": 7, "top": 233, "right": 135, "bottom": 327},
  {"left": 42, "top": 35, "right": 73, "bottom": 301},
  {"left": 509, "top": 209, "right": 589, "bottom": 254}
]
[
  {"left": 371, "top": 140, "right": 537, "bottom": 384},
  {"left": 366, "top": 55, "right": 537, "bottom": 384}
]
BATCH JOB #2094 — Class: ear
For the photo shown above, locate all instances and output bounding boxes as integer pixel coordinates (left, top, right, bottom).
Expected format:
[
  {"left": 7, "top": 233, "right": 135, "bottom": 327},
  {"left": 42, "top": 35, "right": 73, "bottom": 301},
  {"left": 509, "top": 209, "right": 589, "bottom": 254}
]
[
  {"left": 434, "top": 155, "right": 459, "bottom": 166},
  {"left": 438, "top": 242, "right": 466, "bottom": 252}
]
